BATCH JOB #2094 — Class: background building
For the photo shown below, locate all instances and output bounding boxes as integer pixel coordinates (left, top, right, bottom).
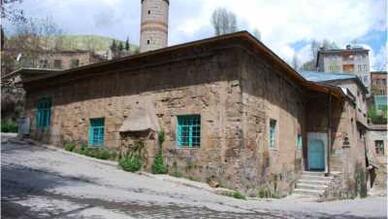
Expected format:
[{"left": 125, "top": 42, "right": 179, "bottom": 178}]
[
  {"left": 370, "top": 71, "right": 387, "bottom": 110},
  {"left": 316, "top": 45, "right": 370, "bottom": 89}
]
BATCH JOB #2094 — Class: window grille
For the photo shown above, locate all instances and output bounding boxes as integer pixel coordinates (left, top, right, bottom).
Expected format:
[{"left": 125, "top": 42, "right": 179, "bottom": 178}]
[{"left": 176, "top": 115, "right": 200, "bottom": 148}]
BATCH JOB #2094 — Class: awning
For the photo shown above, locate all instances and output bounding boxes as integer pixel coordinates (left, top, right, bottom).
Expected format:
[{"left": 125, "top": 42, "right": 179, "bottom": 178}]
[{"left": 119, "top": 103, "right": 160, "bottom": 133}]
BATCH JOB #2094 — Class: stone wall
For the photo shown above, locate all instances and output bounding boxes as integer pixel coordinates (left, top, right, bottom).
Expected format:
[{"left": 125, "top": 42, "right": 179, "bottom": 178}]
[
  {"left": 37, "top": 52, "right": 98, "bottom": 69},
  {"left": 306, "top": 92, "right": 368, "bottom": 198},
  {"left": 366, "top": 127, "right": 387, "bottom": 194},
  {"left": 238, "top": 49, "right": 305, "bottom": 197},
  {"left": 24, "top": 45, "right": 249, "bottom": 191}
]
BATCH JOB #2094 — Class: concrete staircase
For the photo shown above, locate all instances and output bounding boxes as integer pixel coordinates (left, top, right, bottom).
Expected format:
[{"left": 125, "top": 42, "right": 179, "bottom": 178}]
[{"left": 293, "top": 171, "right": 333, "bottom": 197}]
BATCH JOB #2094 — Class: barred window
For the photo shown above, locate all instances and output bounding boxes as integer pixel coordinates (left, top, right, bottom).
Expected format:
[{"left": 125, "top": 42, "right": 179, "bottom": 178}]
[
  {"left": 176, "top": 115, "right": 200, "bottom": 148},
  {"left": 89, "top": 118, "right": 105, "bottom": 147},
  {"left": 269, "top": 119, "right": 277, "bottom": 148},
  {"left": 375, "top": 140, "right": 384, "bottom": 155}
]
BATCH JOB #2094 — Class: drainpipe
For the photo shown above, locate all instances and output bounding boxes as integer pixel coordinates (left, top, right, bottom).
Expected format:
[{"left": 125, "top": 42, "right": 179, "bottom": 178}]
[{"left": 326, "top": 92, "right": 332, "bottom": 176}]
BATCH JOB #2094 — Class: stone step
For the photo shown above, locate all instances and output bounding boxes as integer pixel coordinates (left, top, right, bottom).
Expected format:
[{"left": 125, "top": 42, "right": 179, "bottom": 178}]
[
  {"left": 302, "top": 171, "right": 326, "bottom": 176},
  {"left": 293, "top": 188, "right": 325, "bottom": 196},
  {"left": 300, "top": 175, "right": 333, "bottom": 181},
  {"left": 298, "top": 179, "right": 331, "bottom": 185},
  {"left": 296, "top": 183, "right": 328, "bottom": 190}
]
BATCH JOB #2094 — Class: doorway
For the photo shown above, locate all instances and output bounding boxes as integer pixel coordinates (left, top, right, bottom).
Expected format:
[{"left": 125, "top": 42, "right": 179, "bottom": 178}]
[{"left": 307, "top": 132, "right": 327, "bottom": 171}]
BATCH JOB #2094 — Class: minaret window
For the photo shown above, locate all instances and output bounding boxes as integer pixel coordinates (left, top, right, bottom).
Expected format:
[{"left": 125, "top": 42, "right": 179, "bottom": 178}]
[
  {"left": 147, "top": 40, "right": 150, "bottom": 44},
  {"left": 148, "top": 10, "right": 151, "bottom": 14}
]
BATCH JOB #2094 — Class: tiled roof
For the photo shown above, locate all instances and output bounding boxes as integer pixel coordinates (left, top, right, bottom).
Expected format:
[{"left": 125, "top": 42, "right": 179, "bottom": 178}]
[
  {"left": 299, "top": 71, "right": 368, "bottom": 94},
  {"left": 299, "top": 71, "right": 357, "bottom": 82}
]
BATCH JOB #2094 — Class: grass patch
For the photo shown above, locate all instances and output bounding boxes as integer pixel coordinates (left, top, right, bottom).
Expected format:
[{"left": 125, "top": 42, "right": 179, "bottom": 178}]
[
  {"left": 1, "top": 120, "right": 18, "bottom": 133},
  {"left": 226, "top": 191, "right": 246, "bottom": 200},
  {"left": 65, "top": 142, "right": 117, "bottom": 160}
]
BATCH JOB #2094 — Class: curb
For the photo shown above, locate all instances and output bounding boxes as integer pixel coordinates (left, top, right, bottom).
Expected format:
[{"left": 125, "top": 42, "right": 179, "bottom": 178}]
[
  {"left": 40, "top": 144, "right": 118, "bottom": 168},
  {"left": 138, "top": 171, "right": 236, "bottom": 196},
  {"left": 8, "top": 137, "right": 237, "bottom": 197},
  {"left": 14, "top": 137, "right": 118, "bottom": 168}
]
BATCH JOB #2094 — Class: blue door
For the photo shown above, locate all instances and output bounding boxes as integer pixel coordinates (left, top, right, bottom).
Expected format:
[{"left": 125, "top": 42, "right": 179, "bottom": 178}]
[{"left": 308, "top": 139, "right": 325, "bottom": 171}]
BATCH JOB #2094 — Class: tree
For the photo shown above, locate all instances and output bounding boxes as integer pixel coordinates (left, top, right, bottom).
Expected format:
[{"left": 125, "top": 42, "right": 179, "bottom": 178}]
[
  {"left": 211, "top": 8, "right": 237, "bottom": 36},
  {"left": 300, "top": 39, "right": 339, "bottom": 71},
  {"left": 118, "top": 41, "right": 123, "bottom": 51},
  {"left": 110, "top": 40, "right": 117, "bottom": 52},
  {"left": 125, "top": 36, "right": 130, "bottom": 51},
  {"left": 7, "top": 17, "right": 63, "bottom": 68},
  {"left": 292, "top": 53, "right": 299, "bottom": 70},
  {"left": 1, "top": 0, "right": 26, "bottom": 24}
]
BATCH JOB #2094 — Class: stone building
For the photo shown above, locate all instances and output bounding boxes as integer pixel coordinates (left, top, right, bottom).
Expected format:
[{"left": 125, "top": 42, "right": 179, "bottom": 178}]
[
  {"left": 316, "top": 45, "right": 370, "bottom": 90},
  {"left": 370, "top": 71, "right": 387, "bottom": 96},
  {"left": 20, "top": 32, "right": 370, "bottom": 198},
  {"left": 366, "top": 124, "right": 387, "bottom": 194},
  {"left": 140, "top": 0, "right": 169, "bottom": 52},
  {"left": 31, "top": 49, "right": 105, "bottom": 70},
  {"left": 300, "top": 71, "right": 371, "bottom": 197},
  {"left": 370, "top": 71, "right": 387, "bottom": 111}
]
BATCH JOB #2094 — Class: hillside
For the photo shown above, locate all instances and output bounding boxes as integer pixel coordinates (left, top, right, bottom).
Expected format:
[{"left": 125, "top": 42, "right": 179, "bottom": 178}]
[{"left": 43, "top": 35, "right": 138, "bottom": 52}]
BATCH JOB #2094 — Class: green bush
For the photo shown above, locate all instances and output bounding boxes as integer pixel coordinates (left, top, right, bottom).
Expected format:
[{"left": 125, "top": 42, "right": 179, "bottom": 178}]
[
  {"left": 151, "top": 152, "right": 168, "bottom": 174},
  {"left": 228, "top": 191, "right": 246, "bottom": 200},
  {"left": 64, "top": 142, "right": 76, "bottom": 152},
  {"left": 151, "top": 130, "right": 168, "bottom": 174},
  {"left": 72, "top": 144, "right": 116, "bottom": 160},
  {"left": 1, "top": 120, "right": 18, "bottom": 133},
  {"left": 82, "top": 147, "right": 114, "bottom": 160},
  {"left": 368, "top": 105, "right": 387, "bottom": 124},
  {"left": 119, "top": 155, "right": 142, "bottom": 172}
]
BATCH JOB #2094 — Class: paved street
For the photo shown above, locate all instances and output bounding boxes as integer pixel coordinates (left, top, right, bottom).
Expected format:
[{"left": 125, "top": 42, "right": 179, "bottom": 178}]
[{"left": 1, "top": 134, "right": 387, "bottom": 219}]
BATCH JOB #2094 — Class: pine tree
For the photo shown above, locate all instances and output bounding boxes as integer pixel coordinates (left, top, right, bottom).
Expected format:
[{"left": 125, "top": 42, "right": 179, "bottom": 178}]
[
  {"left": 125, "top": 37, "right": 130, "bottom": 51},
  {"left": 118, "top": 42, "right": 124, "bottom": 51},
  {"left": 110, "top": 40, "right": 117, "bottom": 52}
]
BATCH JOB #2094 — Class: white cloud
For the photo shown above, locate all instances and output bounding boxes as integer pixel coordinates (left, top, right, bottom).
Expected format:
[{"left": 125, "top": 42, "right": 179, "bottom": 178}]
[
  {"left": 8, "top": 0, "right": 386, "bottom": 70},
  {"left": 170, "top": 0, "right": 385, "bottom": 66},
  {"left": 371, "top": 45, "right": 388, "bottom": 71}
]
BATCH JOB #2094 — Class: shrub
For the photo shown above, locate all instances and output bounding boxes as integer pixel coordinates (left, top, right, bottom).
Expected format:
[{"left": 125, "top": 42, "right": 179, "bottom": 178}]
[
  {"left": 82, "top": 147, "right": 114, "bottom": 160},
  {"left": 368, "top": 105, "right": 387, "bottom": 124},
  {"left": 1, "top": 120, "right": 18, "bottom": 133},
  {"left": 151, "top": 152, "right": 167, "bottom": 174},
  {"left": 64, "top": 142, "right": 76, "bottom": 152},
  {"left": 151, "top": 130, "right": 167, "bottom": 174},
  {"left": 227, "top": 191, "right": 246, "bottom": 200},
  {"left": 72, "top": 144, "right": 116, "bottom": 160},
  {"left": 119, "top": 154, "right": 142, "bottom": 172}
]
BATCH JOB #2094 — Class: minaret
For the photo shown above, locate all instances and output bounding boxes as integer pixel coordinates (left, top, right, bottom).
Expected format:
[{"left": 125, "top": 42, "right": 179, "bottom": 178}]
[{"left": 140, "top": 0, "right": 169, "bottom": 52}]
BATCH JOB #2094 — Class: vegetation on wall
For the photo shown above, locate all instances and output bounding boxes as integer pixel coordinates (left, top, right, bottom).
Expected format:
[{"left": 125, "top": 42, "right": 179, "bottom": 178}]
[
  {"left": 368, "top": 105, "right": 387, "bottom": 124},
  {"left": 151, "top": 130, "right": 168, "bottom": 174},
  {"left": 119, "top": 140, "right": 144, "bottom": 172}
]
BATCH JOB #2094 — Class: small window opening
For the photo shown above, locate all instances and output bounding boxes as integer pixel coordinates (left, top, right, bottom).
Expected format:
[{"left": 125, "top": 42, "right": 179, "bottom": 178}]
[
  {"left": 147, "top": 40, "right": 150, "bottom": 44},
  {"left": 148, "top": 10, "right": 151, "bottom": 14}
]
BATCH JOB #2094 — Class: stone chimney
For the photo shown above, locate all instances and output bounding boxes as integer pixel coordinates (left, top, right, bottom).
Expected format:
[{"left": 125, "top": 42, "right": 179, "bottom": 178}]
[{"left": 140, "top": 0, "right": 169, "bottom": 52}]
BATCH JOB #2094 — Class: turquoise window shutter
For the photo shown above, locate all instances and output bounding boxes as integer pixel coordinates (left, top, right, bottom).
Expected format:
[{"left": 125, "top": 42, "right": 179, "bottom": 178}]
[
  {"left": 176, "top": 115, "right": 200, "bottom": 148},
  {"left": 269, "top": 119, "right": 277, "bottom": 148},
  {"left": 89, "top": 118, "right": 105, "bottom": 146}
]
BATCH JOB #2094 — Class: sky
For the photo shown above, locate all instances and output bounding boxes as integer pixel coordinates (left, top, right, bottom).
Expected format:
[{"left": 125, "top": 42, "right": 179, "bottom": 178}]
[{"left": 5, "top": 0, "right": 388, "bottom": 70}]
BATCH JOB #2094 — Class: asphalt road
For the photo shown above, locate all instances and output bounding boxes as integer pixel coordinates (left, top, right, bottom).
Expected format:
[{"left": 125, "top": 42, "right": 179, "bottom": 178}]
[{"left": 1, "top": 134, "right": 387, "bottom": 218}]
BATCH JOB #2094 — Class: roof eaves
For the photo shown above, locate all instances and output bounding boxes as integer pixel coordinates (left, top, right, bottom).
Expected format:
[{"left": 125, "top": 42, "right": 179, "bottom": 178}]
[{"left": 19, "top": 31, "right": 344, "bottom": 99}]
